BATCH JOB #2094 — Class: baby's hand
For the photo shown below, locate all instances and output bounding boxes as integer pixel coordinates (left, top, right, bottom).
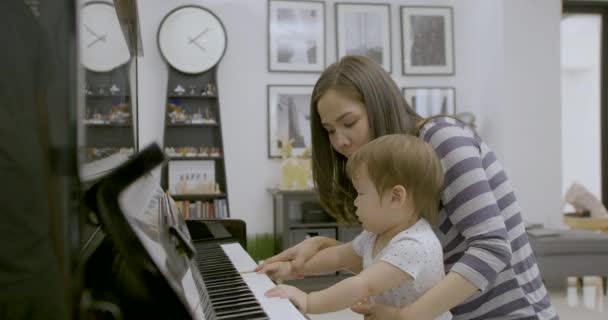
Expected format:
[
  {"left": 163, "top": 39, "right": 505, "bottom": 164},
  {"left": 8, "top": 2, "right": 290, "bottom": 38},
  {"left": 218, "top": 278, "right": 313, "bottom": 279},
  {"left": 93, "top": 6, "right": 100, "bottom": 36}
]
[
  {"left": 256, "top": 261, "right": 300, "bottom": 282},
  {"left": 265, "top": 284, "right": 308, "bottom": 313}
]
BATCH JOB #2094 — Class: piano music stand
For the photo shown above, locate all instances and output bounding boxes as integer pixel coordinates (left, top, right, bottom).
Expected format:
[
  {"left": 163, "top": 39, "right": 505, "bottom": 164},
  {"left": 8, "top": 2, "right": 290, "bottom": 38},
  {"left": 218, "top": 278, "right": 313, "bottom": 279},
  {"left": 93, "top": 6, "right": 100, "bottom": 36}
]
[{"left": 85, "top": 143, "right": 200, "bottom": 319}]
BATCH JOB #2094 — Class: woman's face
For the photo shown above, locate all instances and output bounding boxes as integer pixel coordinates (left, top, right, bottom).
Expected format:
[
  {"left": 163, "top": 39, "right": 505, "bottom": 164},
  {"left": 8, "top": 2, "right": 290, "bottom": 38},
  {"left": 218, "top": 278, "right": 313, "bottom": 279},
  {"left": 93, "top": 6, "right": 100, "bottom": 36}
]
[{"left": 317, "top": 89, "right": 371, "bottom": 158}]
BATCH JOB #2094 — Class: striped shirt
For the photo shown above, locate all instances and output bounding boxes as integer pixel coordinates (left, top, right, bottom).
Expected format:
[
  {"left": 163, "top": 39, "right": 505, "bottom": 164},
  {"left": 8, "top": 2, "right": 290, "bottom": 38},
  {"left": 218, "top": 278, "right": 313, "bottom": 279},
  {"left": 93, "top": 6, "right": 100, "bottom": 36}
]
[{"left": 419, "top": 118, "right": 558, "bottom": 320}]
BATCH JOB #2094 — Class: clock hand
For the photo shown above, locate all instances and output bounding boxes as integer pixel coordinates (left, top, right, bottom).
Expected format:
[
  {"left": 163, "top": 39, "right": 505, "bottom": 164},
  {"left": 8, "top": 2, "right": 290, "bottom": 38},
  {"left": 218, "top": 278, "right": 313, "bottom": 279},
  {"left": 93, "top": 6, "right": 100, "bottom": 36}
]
[
  {"left": 88, "top": 34, "right": 107, "bottom": 48},
  {"left": 187, "top": 37, "right": 206, "bottom": 52},
  {"left": 84, "top": 24, "right": 101, "bottom": 38},
  {"left": 188, "top": 28, "right": 210, "bottom": 44}
]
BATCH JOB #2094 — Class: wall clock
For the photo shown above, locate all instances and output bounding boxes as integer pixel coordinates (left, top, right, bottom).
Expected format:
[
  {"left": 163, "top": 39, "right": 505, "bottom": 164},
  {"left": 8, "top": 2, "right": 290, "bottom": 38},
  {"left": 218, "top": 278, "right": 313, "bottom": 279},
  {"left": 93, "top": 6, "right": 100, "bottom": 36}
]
[
  {"left": 158, "top": 6, "right": 227, "bottom": 74},
  {"left": 79, "top": 1, "right": 131, "bottom": 72}
]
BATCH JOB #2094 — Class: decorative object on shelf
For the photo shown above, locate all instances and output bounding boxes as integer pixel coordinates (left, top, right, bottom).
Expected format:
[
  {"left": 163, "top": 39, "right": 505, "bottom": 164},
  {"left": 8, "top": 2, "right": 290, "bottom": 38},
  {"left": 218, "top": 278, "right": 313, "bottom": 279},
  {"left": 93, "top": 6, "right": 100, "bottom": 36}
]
[
  {"left": 167, "top": 101, "right": 187, "bottom": 123},
  {"left": 202, "top": 82, "right": 217, "bottom": 96},
  {"left": 158, "top": 6, "right": 227, "bottom": 74},
  {"left": 96, "top": 84, "right": 108, "bottom": 95},
  {"left": 173, "top": 84, "right": 185, "bottom": 95},
  {"left": 110, "top": 84, "right": 121, "bottom": 95},
  {"left": 335, "top": 3, "right": 391, "bottom": 72},
  {"left": 268, "top": 0, "right": 325, "bottom": 72},
  {"left": 169, "top": 160, "right": 217, "bottom": 195},
  {"left": 279, "top": 138, "right": 313, "bottom": 190},
  {"left": 402, "top": 87, "right": 455, "bottom": 117},
  {"left": 400, "top": 6, "right": 455, "bottom": 75},
  {"left": 188, "top": 84, "right": 197, "bottom": 95},
  {"left": 109, "top": 103, "right": 131, "bottom": 124},
  {"left": 85, "top": 82, "right": 93, "bottom": 95},
  {"left": 268, "top": 85, "right": 313, "bottom": 158},
  {"left": 78, "top": 1, "right": 131, "bottom": 72},
  {"left": 86, "top": 147, "right": 134, "bottom": 161}
]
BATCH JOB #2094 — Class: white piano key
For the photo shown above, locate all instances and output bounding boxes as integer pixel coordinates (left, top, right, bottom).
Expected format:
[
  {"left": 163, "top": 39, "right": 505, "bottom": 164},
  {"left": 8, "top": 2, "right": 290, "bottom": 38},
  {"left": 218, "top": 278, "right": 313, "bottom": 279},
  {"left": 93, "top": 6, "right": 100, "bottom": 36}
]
[
  {"left": 241, "top": 273, "right": 307, "bottom": 320},
  {"left": 220, "top": 242, "right": 259, "bottom": 272},
  {"left": 220, "top": 243, "right": 308, "bottom": 319}
]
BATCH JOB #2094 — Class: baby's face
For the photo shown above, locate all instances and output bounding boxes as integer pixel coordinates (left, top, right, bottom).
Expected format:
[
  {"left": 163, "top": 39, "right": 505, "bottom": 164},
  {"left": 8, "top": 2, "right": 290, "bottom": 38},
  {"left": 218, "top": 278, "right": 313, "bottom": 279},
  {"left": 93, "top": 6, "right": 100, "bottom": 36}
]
[{"left": 352, "top": 170, "right": 389, "bottom": 233}]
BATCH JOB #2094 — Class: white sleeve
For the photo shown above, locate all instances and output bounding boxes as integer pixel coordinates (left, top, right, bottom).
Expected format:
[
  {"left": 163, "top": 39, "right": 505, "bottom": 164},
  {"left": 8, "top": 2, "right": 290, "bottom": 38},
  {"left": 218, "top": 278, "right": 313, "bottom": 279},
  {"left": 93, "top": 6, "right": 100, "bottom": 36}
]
[
  {"left": 351, "top": 231, "right": 373, "bottom": 257},
  {"left": 378, "top": 239, "right": 428, "bottom": 280}
]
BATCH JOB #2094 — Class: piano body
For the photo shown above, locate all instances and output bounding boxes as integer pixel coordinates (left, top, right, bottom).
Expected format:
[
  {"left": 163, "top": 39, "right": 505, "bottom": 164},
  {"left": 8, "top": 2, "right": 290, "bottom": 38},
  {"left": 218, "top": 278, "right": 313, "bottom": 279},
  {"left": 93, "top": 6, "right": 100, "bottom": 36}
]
[{"left": 80, "top": 144, "right": 307, "bottom": 319}]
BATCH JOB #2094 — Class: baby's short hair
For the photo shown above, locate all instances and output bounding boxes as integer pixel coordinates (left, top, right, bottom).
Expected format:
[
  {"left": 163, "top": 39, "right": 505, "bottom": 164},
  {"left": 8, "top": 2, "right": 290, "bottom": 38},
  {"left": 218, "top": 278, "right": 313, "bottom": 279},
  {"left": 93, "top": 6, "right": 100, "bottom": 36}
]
[{"left": 346, "top": 134, "right": 444, "bottom": 224}]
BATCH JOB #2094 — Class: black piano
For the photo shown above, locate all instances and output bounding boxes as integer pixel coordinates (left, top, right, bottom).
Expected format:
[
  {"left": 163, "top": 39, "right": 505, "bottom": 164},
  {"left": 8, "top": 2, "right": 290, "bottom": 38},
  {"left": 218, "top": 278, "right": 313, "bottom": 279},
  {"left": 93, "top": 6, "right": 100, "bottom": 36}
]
[{"left": 79, "top": 144, "right": 307, "bottom": 319}]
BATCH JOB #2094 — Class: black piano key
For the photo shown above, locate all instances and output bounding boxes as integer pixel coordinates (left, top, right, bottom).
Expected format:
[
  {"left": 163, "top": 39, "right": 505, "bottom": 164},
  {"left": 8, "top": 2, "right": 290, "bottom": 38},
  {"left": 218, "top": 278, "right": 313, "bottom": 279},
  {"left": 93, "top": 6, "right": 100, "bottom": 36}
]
[{"left": 193, "top": 241, "right": 271, "bottom": 320}]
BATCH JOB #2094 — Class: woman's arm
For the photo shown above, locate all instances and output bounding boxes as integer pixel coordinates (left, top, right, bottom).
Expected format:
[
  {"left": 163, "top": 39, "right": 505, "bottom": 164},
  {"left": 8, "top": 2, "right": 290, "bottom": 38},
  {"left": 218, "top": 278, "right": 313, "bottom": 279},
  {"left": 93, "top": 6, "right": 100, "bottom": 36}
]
[
  {"left": 301, "top": 242, "right": 362, "bottom": 275},
  {"left": 254, "top": 236, "right": 341, "bottom": 276},
  {"left": 424, "top": 124, "right": 512, "bottom": 291},
  {"left": 350, "top": 272, "right": 478, "bottom": 320}
]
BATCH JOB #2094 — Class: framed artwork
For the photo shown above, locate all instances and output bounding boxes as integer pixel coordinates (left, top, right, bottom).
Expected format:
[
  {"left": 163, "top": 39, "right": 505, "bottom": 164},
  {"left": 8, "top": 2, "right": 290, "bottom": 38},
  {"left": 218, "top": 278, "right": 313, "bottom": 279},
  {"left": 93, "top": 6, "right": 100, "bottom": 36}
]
[
  {"left": 402, "top": 87, "right": 455, "bottom": 117},
  {"left": 268, "top": 85, "right": 313, "bottom": 158},
  {"left": 268, "top": 0, "right": 325, "bottom": 72},
  {"left": 400, "top": 6, "right": 455, "bottom": 75},
  {"left": 335, "top": 3, "right": 391, "bottom": 72}
]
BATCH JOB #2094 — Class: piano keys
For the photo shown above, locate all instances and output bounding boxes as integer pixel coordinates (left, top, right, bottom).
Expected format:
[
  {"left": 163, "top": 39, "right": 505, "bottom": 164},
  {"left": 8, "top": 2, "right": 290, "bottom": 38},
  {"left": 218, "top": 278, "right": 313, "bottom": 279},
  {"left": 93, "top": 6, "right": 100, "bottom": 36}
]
[{"left": 82, "top": 144, "right": 307, "bottom": 319}]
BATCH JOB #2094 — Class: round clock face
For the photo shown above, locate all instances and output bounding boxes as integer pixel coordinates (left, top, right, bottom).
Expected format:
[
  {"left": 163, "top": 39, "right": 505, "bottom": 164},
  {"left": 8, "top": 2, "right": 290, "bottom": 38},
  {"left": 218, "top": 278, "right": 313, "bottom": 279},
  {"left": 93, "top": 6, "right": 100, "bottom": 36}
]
[
  {"left": 158, "top": 6, "right": 227, "bottom": 74},
  {"left": 79, "top": 2, "right": 131, "bottom": 72}
]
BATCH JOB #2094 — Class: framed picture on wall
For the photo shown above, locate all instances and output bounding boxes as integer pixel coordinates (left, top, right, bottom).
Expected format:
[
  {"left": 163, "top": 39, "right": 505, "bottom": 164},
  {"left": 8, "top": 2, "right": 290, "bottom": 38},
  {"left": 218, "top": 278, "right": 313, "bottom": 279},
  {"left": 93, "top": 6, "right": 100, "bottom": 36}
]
[
  {"left": 268, "top": 85, "right": 313, "bottom": 158},
  {"left": 402, "top": 87, "right": 455, "bottom": 117},
  {"left": 268, "top": 0, "right": 325, "bottom": 72},
  {"left": 335, "top": 3, "right": 391, "bottom": 72},
  {"left": 400, "top": 6, "right": 455, "bottom": 75}
]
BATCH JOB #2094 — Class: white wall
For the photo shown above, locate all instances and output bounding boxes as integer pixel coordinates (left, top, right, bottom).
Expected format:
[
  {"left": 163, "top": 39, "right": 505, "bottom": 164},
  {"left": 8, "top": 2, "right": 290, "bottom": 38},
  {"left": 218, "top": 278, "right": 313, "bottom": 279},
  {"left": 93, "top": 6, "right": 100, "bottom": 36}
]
[
  {"left": 561, "top": 14, "right": 602, "bottom": 210},
  {"left": 135, "top": 0, "right": 563, "bottom": 234}
]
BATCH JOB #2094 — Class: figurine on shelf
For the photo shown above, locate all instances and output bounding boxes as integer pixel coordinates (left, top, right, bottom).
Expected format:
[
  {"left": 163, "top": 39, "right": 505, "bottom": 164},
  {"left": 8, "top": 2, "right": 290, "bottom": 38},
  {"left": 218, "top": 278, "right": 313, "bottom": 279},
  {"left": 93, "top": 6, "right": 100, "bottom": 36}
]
[
  {"left": 186, "top": 147, "right": 197, "bottom": 157},
  {"left": 188, "top": 85, "right": 197, "bottom": 96},
  {"left": 165, "top": 147, "right": 177, "bottom": 157},
  {"left": 85, "top": 83, "right": 93, "bottom": 95},
  {"left": 202, "top": 107, "right": 216, "bottom": 124},
  {"left": 199, "top": 147, "right": 209, "bottom": 157},
  {"left": 204, "top": 82, "right": 217, "bottom": 96},
  {"left": 109, "top": 103, "right": 131, "bottom": 124},
  {"left": 97, "top": 84, "right": 108, "bottom": 95},
  {"left": 176, "top": 175, "right": 186, "bottom": 194},
  {"left": 209, "top": 147, "right": 221, "bottom": 158},
  {"left": 191, "top": 107, "right": 204, "bottom": 124},
  {"left": 110, "top": 84, "right": 121, "bottom": 95},
  {"left": 168, "top": 102, "right": 187, "bottom": 123},
  {"left": 215, "top": 183, "right": 221, "bottom": 194},
  {"left": 173, "top": 84, "right": 185, "bottom": 95},
  {"left": 86, "top": 108, "right": 105, "bottom": 124}
]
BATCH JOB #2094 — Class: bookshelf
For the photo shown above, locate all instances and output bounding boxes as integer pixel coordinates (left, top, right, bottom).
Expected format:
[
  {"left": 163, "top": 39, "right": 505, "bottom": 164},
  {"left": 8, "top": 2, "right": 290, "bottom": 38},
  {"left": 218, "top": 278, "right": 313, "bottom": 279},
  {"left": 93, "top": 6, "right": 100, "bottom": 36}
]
[
  {"left": 83, "top": 64, "right": 136, "bottom": 163},
  {"left": 161, "top": 66, "right": 229, "bottom": 220}
]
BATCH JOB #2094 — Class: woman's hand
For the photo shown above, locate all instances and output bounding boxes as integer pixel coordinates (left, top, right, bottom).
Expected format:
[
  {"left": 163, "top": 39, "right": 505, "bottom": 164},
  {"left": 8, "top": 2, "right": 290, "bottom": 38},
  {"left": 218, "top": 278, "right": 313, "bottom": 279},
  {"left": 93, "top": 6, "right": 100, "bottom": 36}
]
[
  {"left": 351, "top": 302, "right": 403, "bottom": 320},
  {"left": 256, "top": 261, "right": 298, "bottom": 282},
  {"left": 265, "top": 284, "right": 308, "bottom": 313},
  {"left": 254, "top": 236, "right": 330, "bottom": 276}
]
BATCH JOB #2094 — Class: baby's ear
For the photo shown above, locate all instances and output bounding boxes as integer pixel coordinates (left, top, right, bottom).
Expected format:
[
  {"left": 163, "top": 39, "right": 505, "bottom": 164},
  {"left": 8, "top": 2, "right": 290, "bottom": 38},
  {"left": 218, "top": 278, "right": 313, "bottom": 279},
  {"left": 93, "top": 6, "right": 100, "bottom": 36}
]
[{"left": 390, "top": 185, "right": 407, "bottom": 208}]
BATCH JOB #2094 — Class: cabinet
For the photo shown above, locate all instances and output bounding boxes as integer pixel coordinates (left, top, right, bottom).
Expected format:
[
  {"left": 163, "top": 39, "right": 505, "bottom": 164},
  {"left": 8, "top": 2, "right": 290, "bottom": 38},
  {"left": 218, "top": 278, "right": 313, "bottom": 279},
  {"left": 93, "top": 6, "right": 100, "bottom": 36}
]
[
  {"left": 83, "top": 65, "right": 136, "bottom": 163},
  {"left": 270, "top": 189, "right": 362, "bottom": 255},
  {"left": 162, "top": 67, "right": 229, "bottom": 219}
]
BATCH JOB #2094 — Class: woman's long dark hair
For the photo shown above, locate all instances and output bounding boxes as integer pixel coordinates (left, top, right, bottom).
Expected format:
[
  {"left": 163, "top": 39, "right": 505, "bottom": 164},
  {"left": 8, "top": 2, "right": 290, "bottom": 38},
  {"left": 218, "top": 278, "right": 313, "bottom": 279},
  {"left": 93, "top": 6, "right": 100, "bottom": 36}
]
[{"left": 310, "top": 56, "right": 422, "bottom": 223}]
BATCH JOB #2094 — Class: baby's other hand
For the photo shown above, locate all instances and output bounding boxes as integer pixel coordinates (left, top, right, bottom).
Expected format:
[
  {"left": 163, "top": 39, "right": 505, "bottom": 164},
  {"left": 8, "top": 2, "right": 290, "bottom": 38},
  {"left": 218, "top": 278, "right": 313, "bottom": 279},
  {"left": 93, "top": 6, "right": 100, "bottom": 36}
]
[{"left": 265, "top": 284, "right": 308, "bottom": 313}]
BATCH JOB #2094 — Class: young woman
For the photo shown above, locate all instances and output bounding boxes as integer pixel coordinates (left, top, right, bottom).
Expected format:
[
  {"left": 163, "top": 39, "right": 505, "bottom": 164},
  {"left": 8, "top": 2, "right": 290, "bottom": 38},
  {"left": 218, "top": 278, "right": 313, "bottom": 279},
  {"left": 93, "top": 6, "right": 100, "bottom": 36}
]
[{"left": 256, "top": 55, "right": 558, "bottom": 319}]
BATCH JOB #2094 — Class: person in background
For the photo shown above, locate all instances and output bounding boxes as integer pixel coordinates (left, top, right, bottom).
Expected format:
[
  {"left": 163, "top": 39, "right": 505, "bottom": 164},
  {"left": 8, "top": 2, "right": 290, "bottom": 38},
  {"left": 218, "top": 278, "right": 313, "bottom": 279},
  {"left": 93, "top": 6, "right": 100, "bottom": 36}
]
[
  {"left": 256, "top": 55, "right": 558, "bottom": 319},
  {"left": 261, "top": 135, "right": 450, "bottom": 319},
  {"left": 0, "top": 1, "right": 67, "bottom": 319}
]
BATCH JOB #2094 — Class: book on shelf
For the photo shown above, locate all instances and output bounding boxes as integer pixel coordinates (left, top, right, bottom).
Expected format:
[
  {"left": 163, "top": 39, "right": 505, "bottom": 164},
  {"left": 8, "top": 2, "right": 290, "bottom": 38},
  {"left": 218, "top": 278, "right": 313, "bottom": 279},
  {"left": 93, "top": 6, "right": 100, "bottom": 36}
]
[{"left": 174, "top": 199, "right": 228, "bottom": 219}]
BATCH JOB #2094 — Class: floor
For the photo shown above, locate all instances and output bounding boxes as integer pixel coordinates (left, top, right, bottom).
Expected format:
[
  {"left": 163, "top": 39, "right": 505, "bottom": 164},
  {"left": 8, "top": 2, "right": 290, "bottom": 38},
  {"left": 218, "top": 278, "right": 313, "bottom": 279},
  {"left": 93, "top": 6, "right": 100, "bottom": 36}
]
[{"left": 305, "top": 282, "right": 608, "bottom": 320}]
